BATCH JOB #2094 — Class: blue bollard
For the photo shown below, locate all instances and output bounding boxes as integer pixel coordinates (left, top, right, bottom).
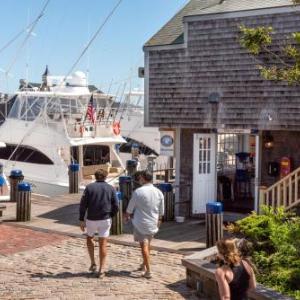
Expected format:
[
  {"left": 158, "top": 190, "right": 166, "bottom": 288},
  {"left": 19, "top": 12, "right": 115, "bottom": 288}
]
[
  {"left": 206, "top": 202, "right": 223, "bottom": 248},
  {"left": 17, "top": 182, "right": 32, "bottom": 221},
  {"left": 69, "top": 163, "right": 80, "bottom": 194},
  {"left": 9, "top": 169, "right": 24, "bottom": 202},
  {"left": 126, "top": 159, "right": 138, "bottom": 176},
  {"left": 111, "top": 191, "right": 123, "bottom": 235},
  {"left": 158, "top": 183, "right": 174, "bottom": 221},
  {"left": 119, "top": 176, "right": 132, "bottom": 211}
]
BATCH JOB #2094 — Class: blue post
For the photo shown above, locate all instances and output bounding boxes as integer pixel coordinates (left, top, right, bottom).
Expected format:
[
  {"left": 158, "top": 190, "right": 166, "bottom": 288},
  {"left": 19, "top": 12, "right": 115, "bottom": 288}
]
[
  {"left": 69, "top": 163, "right": 80, "bottom": 194},
  {"left": 17, "top": 182, "right": 32, "bottom": 221},
  {"left": 206, "top": 202, "right": 223, "bottom": 248},
  {"left": 158, "top": 183, "right": 174, "bottom": 221},
  {"left": 119, "top": 176, "right": 132, "bottom": 212},
  {"left": 9, "top": 169, "right": 24, "bottom": 202},
  {"left": 126, "top": 159, "right": 138, "bottom": 176},
  {"left": 111, "top": 191, "right": 123, "bottom": 235}
]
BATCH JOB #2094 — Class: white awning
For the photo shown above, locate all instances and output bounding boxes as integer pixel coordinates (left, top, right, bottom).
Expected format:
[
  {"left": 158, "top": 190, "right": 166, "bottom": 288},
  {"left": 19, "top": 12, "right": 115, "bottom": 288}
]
[{"left": 68, "top": 136, "right": 126, "bottom": 146}]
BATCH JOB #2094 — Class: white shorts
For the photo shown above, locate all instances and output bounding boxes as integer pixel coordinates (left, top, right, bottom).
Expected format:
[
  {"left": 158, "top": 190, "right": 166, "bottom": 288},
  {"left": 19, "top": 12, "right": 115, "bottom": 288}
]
[{"left": 86, "top": 218, "right": 112, "bottom": 238}]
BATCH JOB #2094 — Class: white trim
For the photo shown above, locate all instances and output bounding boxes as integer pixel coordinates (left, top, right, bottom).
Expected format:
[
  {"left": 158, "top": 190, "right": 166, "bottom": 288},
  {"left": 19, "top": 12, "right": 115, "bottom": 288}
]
[
  {"left": 184, "top": 5, "right": 300, "bottom": 22},
  {"left": 143, "top": 43, "right": 186, "bottom": 52},
  {"left": 144, "top": 51, "right": 150, "bottom": 126},
  {"left": 254, "top": 133, "right": 262, "bottom": 213},
  {"left": 174, "top": 127, "right": 181, "bottom": 217},
  {"left": 183, "top": 21, "right": 188, "bottom": 49}
]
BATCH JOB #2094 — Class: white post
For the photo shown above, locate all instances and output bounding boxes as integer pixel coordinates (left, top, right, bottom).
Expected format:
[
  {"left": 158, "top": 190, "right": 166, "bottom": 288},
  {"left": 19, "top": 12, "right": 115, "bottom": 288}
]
[
  {"left": 254, "top": 133, "right": 262, "bottom": 212},
  {"left": 174, "top": 127, "right": 181, "bottom": 217}
]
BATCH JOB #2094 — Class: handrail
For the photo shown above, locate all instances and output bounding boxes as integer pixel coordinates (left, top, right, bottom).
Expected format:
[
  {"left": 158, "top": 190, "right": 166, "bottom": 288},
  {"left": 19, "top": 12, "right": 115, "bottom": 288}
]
[
  {"left": 264, "top": 166, "right": 300, "bottom": 193},
  {"left": 260, "top": 166, "right": 300, "bottom": 211}
]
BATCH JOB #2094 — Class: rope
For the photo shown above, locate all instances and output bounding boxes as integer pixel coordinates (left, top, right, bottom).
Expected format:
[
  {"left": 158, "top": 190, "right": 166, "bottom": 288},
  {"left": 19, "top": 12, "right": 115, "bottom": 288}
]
[
  {"left": 6, "top": 0, "right": 51, "bottom": 74},
  {"left": 63, "top": 0, "right": 123, "bottom": 82},
  {"left": 0, "top": 19, "right": 37, "bottom": 55}
]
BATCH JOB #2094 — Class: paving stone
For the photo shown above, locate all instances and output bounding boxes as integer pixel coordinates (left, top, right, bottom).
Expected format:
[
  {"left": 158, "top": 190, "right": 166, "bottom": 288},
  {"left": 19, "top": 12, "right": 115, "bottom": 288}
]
[{"left": 0, "top": 233, "right": 201, "bottom": 299}]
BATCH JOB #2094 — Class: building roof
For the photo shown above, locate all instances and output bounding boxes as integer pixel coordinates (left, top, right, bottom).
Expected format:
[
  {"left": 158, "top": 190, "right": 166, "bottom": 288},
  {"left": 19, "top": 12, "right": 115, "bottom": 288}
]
[
  {"left": 187, "top": 0, "right": 293, "bottom": 16},
  {"left": 145, "top": 0, "right": 294, "bottom": 47},
  {"left": 144, "top": 0, "right": 220, "bottom": 47}
]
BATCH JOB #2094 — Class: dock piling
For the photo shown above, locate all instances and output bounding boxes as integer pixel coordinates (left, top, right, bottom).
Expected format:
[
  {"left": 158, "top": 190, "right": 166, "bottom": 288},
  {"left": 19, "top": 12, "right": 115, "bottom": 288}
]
[
  {"left": 16, "top": 182, "right": 31, "bottom": 221},
  {"left": 9, "top": 170, "right": 24, "bottom": 202},
  {"left": 206, "top": 202, "right": 223, "bottom": 248}
]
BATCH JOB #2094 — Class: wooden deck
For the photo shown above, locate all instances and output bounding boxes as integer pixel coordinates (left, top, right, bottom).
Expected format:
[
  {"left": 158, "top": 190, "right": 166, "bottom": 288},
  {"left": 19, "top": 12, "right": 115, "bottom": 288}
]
[{"left": 0, "top": 193, "right": 245, "bottom": 253}]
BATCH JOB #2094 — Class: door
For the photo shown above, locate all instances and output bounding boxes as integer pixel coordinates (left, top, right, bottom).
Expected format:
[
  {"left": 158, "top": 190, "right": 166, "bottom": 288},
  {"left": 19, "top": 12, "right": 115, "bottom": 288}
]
[{"left": 193, "top": 133, "right": 217, "bottom": 214}]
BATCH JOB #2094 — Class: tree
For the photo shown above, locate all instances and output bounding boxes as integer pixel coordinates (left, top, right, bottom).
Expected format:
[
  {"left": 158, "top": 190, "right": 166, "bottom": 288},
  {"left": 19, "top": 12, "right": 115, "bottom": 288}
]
[{"left": 239, "top": 2, "right": 300, "bottom": 84}]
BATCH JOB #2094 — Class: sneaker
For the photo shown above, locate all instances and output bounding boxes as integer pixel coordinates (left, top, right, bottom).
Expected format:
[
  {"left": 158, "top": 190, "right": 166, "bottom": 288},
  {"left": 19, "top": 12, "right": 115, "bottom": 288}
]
[
  {"left": 98, "top": 271, "right": 105, "bottom": 279},
  {"left": 137, "top": 263, "right": 146, "bottom": 271},
  {"left": 142, "top": 271, "right": 152, "bottom": 279},
  {"left": 89, "top": 264, "right": 97, "bottom": 272}
]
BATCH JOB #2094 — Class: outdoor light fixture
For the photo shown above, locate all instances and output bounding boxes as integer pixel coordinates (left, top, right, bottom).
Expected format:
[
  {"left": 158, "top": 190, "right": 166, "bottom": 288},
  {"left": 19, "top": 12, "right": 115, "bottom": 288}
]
[
  {"left": 267, "top": 113, "right": 273, "bottom": 122},
  {"left": 208, "top": 92, "right": 221, "bottom": 104},
  {"left": 264, "top": 131, "right": 274, "bottom": 149}
]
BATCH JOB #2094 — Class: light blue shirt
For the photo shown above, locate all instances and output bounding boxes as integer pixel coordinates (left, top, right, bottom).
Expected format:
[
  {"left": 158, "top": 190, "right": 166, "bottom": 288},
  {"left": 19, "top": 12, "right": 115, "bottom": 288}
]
[{"left": 127, "top": 183, "right": 164, "bottom": 235}]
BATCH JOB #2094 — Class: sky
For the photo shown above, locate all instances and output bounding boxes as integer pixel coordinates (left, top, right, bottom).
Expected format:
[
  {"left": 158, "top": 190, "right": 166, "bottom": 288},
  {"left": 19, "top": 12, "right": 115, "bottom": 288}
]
[{"left": 0, "top": 0, "right": 188, "bottom": 94}]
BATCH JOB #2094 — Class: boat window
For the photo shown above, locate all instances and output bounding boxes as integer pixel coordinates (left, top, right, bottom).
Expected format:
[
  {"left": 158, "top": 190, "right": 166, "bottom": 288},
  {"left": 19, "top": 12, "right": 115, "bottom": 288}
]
[
  {"left": 0, "top": 144, "right": 54, "bottom": 165},
  {"left": 8, "top": 95, "right": 46, "bottom": 121},
  {"left": 83, "top": 145, "right": 110, "bottom": 166}
]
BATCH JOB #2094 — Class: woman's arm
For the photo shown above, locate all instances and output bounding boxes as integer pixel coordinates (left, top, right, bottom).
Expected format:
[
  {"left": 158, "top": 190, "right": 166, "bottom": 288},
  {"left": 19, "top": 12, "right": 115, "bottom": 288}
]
[
  {"left": 242, "top": 260, "right": 257, "bottom": 290},
  {"left": 215, "top": 267, "right": 231, "bottom": 300}
]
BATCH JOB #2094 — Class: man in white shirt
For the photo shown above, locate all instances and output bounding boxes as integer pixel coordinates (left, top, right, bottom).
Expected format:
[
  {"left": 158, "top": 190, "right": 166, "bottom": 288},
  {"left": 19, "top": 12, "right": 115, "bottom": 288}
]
[{"left": 125, "top": 170, "right": 164, "bottom": 279}]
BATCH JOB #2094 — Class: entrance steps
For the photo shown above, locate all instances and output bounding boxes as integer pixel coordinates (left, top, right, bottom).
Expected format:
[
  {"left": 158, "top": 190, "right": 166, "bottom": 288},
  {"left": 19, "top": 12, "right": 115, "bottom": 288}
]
[{"left": 260, "top": 166, "right": 300, "bottom": 211}]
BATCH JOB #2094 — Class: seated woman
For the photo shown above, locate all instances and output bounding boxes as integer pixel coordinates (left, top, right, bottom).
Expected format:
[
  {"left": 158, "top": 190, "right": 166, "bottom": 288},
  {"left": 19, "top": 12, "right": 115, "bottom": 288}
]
[{"left": 215, "top": 238, "right": 256, "bottom": 300}]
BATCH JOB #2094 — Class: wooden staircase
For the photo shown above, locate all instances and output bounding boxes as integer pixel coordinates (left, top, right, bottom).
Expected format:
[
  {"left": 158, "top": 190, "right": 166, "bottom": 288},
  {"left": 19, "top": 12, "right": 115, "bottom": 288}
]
[{"left": 259, "top": 166, "right": 300, "bottom": 211}]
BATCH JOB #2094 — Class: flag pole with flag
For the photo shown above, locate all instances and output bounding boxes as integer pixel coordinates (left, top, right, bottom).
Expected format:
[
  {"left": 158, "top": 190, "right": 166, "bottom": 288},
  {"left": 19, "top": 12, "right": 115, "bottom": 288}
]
[{"left": 84, "top": 94, "right": 96, "bottom": 125}]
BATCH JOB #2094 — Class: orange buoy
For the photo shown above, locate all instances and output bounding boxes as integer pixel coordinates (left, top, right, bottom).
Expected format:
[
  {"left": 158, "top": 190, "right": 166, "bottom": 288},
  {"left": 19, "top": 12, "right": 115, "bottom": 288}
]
[{"left": 113, "top": 121, "right": 121, "bottom": 135}]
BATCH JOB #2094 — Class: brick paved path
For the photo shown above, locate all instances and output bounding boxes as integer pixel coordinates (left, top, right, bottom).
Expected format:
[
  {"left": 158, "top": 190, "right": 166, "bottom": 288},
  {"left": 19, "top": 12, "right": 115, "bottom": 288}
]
[
  {"left": 0, "top": 228, "right": 198, "bottom": 300},
  {"left": 0, "top": 224, "right": 67, "bottom": 255}
]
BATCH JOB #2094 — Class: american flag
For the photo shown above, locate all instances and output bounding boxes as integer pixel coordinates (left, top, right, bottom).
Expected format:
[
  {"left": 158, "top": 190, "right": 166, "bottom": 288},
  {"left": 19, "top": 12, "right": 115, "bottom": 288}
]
[{"left": 85, "top": 94, "right": 96, "bottom": 124}]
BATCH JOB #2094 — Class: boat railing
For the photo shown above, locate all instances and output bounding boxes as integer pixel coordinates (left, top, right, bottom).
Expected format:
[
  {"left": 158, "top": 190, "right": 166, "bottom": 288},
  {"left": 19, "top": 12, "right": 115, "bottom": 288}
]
[
  {"left": 62, "top": 107, "right": 120, "bottom": 138},
  {"left": 65, "top": 119, "right": 120, "bottom": 138}
]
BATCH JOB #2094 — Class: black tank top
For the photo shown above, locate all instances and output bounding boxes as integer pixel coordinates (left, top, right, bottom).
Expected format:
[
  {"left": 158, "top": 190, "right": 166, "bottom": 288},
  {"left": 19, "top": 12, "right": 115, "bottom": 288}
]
[{"left": 229, "top": 262, "right": 250, "bottom": 300}]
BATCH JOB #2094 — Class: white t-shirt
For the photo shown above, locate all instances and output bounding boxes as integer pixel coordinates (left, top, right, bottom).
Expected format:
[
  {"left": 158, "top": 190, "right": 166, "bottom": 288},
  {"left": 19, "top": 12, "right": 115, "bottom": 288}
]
[{"left": 126, "top": 183, "right": 164, "bottom": 235}]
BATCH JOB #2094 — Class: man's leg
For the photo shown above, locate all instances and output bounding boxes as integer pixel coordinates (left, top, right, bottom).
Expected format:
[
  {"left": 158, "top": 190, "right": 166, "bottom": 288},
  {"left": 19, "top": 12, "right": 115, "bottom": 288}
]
[
  {"left": 87, "top": 236, "right": 96, "bottom": 270},
  {"left": 99, "top": 237, "right": 108, "bottom": 274},
  {"left": 140, "top": 240, "right": 151, "bottom": 273}
]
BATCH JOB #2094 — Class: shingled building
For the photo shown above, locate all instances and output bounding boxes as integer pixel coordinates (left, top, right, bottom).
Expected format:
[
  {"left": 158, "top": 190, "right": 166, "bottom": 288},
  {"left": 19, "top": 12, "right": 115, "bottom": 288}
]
[{"left": 144, "top": 0, "right": 300, "bottom": 216}]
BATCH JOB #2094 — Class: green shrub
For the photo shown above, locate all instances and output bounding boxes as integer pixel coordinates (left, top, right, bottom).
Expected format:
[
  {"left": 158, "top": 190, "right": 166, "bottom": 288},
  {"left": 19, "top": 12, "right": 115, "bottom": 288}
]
[{"left": 228, "top": 206, "right": 300, "bottom": 299}]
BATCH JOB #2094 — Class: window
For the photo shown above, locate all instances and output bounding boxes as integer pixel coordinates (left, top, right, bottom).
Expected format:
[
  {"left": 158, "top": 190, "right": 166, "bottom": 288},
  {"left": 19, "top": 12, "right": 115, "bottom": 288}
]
[
  {"left": 217, "top": 134, "right": 240, "bottom": 170},
  {"left": 0, "top": 144, "right": 54, "bottom": 165},
  {"left": 199, "top": 137, "right": 211, "bottom": 174},
  {"left": 83, "top": 145, "right": 110, "bottom": 166}
]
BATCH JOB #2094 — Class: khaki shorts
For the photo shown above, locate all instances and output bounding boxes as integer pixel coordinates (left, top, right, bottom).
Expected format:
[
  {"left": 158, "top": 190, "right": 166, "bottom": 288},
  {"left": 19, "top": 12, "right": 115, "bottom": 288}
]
[{"left": 133, "top": 227, "right": 154, "bottom": 243}]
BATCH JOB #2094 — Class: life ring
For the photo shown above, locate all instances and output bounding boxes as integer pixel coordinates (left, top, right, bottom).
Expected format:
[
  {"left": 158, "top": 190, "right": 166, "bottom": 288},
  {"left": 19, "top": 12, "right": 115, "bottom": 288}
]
[{"left": 113, "top": 121, "right": 121, "bottom": 135}]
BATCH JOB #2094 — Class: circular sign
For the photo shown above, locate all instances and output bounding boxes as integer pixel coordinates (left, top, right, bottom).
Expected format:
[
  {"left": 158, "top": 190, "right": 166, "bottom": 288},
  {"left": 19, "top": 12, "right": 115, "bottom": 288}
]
[{"left": 160, "top": 135, "right": 174, "bottom": 147}]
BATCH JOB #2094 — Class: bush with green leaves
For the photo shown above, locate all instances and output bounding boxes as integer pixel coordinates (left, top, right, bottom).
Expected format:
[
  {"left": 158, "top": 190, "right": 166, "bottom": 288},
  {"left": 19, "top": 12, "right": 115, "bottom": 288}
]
[{"left": 228, "top": 206, "right": 300, "bottom": 299}]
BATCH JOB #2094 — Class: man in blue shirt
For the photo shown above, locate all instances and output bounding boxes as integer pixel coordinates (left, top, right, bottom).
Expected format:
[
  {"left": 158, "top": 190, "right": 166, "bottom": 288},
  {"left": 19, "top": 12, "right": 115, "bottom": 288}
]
[{"left": 79, "top": 169, "right": 119, "bottom": 278}]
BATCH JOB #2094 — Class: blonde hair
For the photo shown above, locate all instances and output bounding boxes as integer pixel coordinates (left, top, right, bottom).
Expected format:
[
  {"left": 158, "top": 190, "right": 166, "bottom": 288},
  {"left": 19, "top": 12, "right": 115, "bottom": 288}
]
[{"left": 216, "top": 238, "right": 241, "bottom": 266}]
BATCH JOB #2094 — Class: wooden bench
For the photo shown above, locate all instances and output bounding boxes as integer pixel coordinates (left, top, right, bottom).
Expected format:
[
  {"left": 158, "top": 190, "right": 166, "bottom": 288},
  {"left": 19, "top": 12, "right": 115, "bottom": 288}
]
[{"left": 0, "top": 204, "right": 6, "bottom": 218}]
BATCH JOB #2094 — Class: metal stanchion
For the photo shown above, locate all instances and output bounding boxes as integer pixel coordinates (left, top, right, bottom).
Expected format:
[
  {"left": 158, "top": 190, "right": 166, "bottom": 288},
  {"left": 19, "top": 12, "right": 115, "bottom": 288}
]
[
  {"left": 119, "top": 176, "right": 132, "bottom": 211},
  {"left": 126, "top": 159, "right": 138, "bottom": 176},
  {"left": 158, "top": 183, "right": 174, "bottom": 221},
  {"left": 9, "top": 170, "right": 24, "bottom": 202},
  {"left": 206, "top": 202, "right": 223, "bottom": 248},
  {"left": 16, "top": 182, "right": 31, "bottom": 222},
  {"left": 69, "top": 163, "right": 80, "bottom": 194},
  {"left": 110, "top": 191, "right": 123, "bottom": 235}
]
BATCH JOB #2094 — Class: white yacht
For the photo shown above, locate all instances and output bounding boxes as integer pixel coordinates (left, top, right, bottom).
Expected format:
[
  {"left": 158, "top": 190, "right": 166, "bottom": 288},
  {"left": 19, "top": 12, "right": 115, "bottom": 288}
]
[{"left": 0, "top": 68, "right": 126, "bottom": 196}]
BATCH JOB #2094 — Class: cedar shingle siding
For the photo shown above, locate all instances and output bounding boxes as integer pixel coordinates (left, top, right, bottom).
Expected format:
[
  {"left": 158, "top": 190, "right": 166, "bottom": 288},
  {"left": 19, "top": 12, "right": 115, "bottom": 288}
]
[{"left": 146, "top": 10, "right": 300, "bottom": 130}]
